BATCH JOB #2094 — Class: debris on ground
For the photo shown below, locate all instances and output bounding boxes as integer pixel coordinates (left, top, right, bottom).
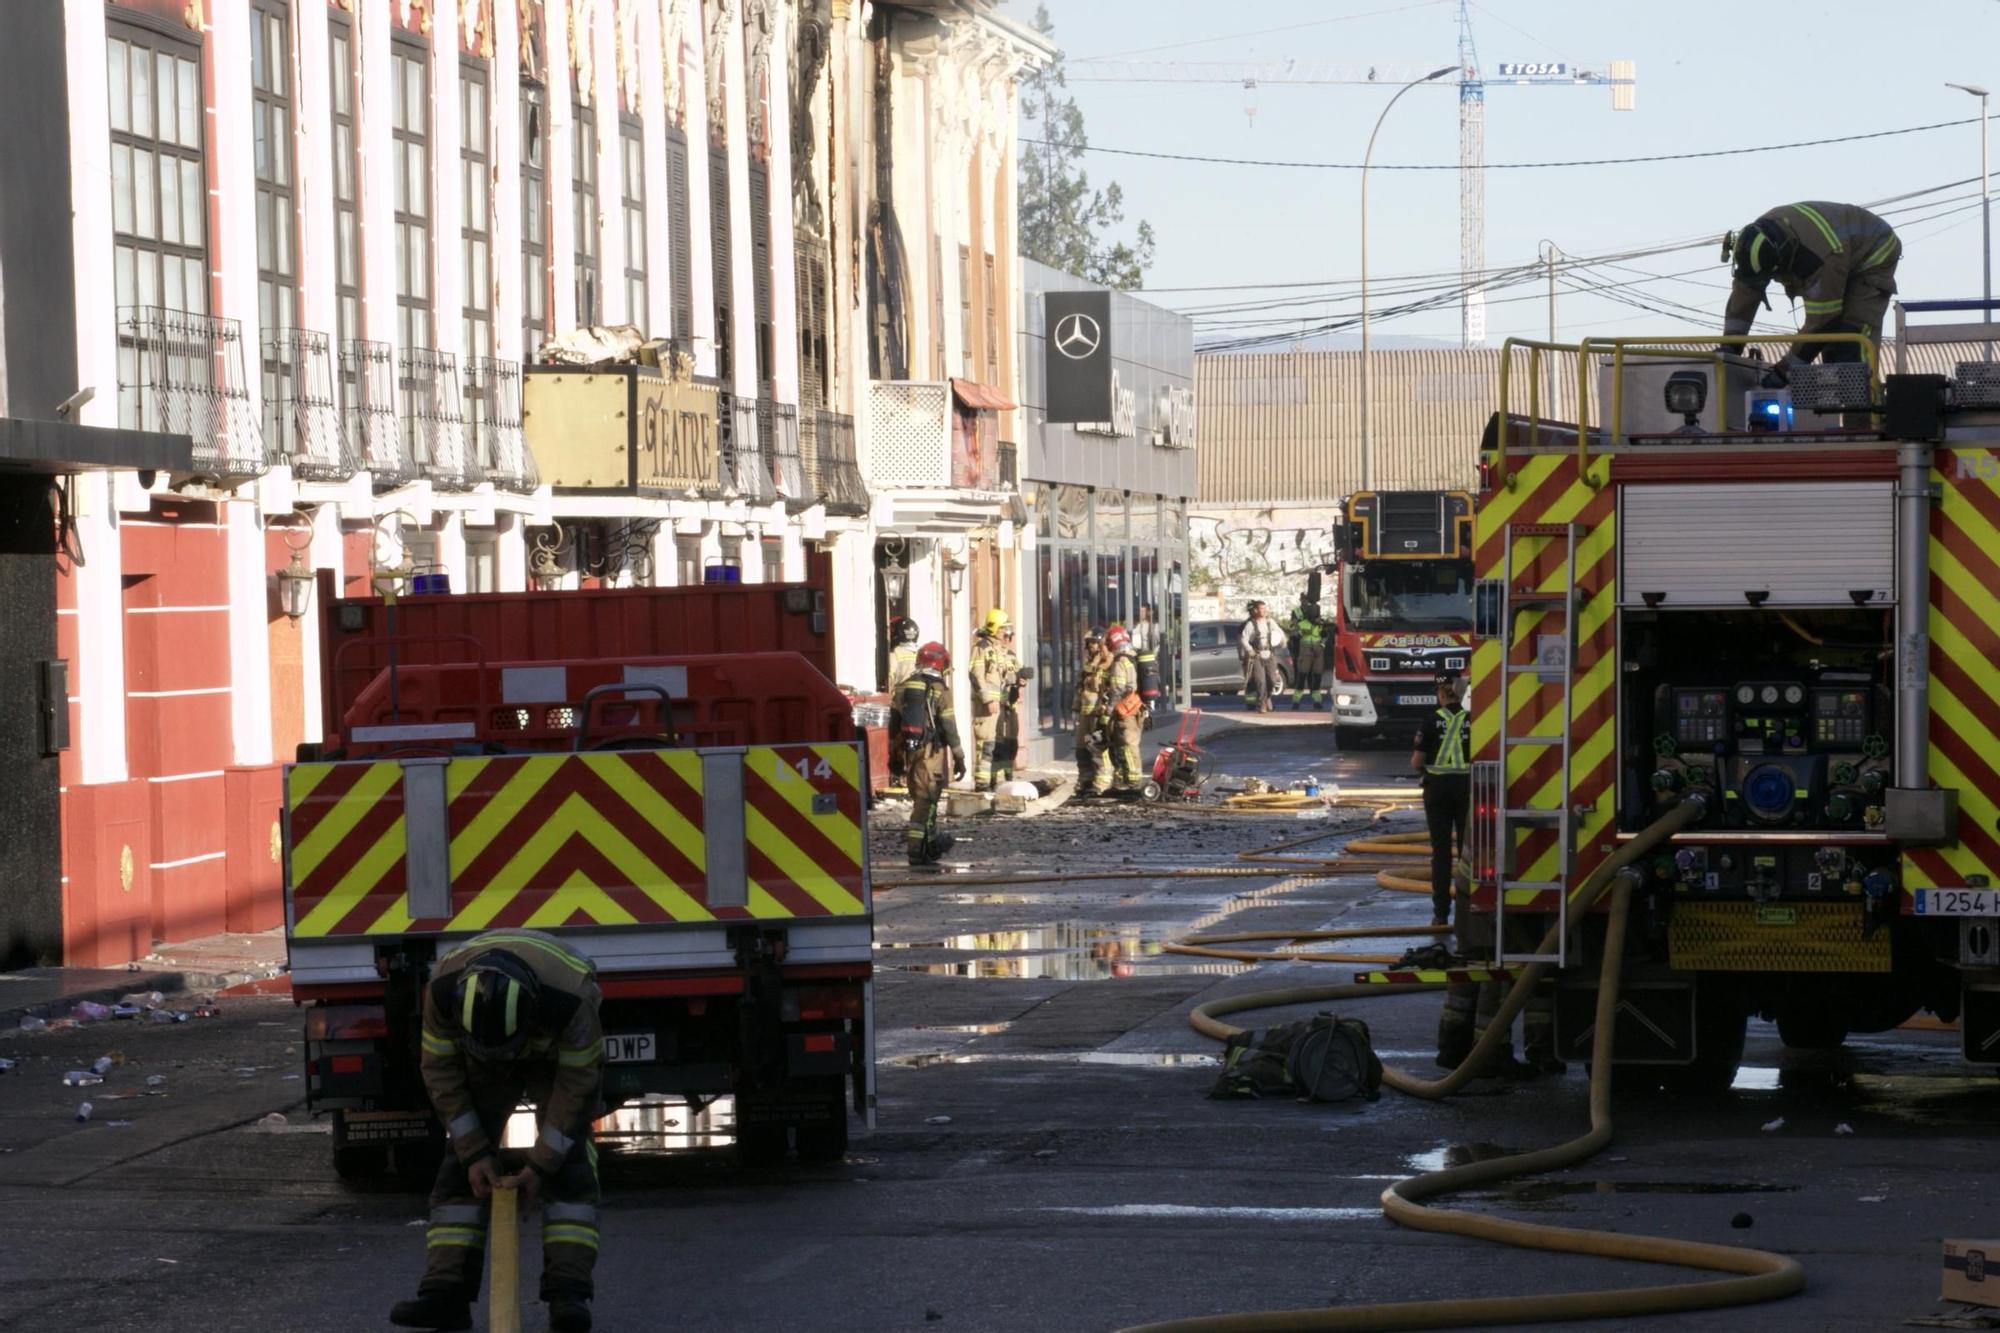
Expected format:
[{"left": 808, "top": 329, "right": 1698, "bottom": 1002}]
[
  {"left": 1760, "top": 1118, "right": 1785, "bottom": 1132},
  {"left": 1835, "top": 1123, "right": 1856, "bottom": 1135},
  {"left": 70, "top": 1001, "right": 111, "bottom": 1023},
  {"left": 925, "top": 1115, "right": 953, "bottom": 1125}
]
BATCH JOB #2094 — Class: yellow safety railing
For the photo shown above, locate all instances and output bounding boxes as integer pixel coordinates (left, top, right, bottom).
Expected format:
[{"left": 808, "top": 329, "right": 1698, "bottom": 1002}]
[{"left": 1493, "top": 333, "right": 1879, "bottom": 491}]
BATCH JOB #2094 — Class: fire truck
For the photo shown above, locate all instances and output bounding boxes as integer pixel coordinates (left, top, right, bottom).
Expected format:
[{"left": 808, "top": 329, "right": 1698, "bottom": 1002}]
[
  {"left": 1327, "top": 489, "right": 1476, "bottom": 738},
  {"left": 284, "top": 563, "right": 876, "bottom": 1178},
  {"left": 1463, "top": 305, "right": 2000, "bottom": 1090}
]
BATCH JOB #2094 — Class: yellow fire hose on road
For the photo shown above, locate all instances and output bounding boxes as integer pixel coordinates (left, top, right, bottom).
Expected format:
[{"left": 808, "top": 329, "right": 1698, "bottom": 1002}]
[{"left": 1125, "top": 798, "right": 1805, "bottom": 1332}]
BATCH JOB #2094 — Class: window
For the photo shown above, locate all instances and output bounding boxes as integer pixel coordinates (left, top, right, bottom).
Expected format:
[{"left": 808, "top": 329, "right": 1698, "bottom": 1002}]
[
  {"left": 109, "top": 22, "right": 206, "bottom": 431},
  {"left": 984, "top": 254, "right": 998, "bottom": 387},
  {"left": 391, "top": 38, "right": 432, "bottom": 350},
  {"left": 666, "top": 128, "right": 692, "bottom": 343},
  {"left": 675, "top": 536, "right": 701, "bottom": 586},
  {"left": 761, "top": 537, "right": 783, "bottom": 581},
  {"left": 572, "top": 100, "right": 599, "bottom": 326},
  {"left": 328, "top": 15, "right": 361, "bottom": 350},
  {"left": 108, "top": 24, "right": 206, "bottom": 323},
  {"left": 520, "top": 83, "right": 547, "bottom": 359},
  {"left": 620, "top": 116, "right": 647, "bottom": 329},
  {"left": 748, "top": 161, "right": 771, "bottom": 386},
  {"left": 252, "top": 0, "right": 296, "bottom": 341},
  {"left": 959, "top": 245, "right": 973, "bottom": 377},
  {"left": 709, "top": 146, "right": 731, "bottom": 379},
  {"left": 460, "top": 60, "right": 492, "bottom": 364}
]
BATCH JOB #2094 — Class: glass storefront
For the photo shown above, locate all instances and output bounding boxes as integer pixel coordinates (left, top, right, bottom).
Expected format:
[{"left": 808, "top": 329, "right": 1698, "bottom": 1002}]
[{"left": 1029, "top": 483, "right": 1190, "bottom": 740}]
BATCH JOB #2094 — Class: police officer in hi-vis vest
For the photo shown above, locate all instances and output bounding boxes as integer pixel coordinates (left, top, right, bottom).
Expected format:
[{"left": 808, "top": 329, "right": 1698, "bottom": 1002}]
[{"left": 1410, "top": 672, "right": 1471, "bottom": 928}]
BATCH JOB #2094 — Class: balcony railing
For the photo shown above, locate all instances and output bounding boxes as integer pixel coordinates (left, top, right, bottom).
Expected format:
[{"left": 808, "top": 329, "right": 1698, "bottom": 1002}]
[
  {"left": 117, "top": 306, "right": 266, "bottom": 482},
  {"left": 263, "top": 328, "right": 360, "bottom": 481},
  {"left": 867, "top": 381, "right": 998, "bottom": 491},
  {"left": 466, "top": 356, "right": 539, "bottom": 493},
  {"left": 760, "top": 399, "right": 807, "bottom": 507},
  {"left": 400, "top": 347, "right": 481, "bottom": 492},
  {"left": 717, "top": 391, "right": 776, "bottom": 502},
  {"left": 811, "top": 410, "right": 868, "bottom": 516},
  {"left": 340, "top": 339, "right": 417, "bottom": 488}
]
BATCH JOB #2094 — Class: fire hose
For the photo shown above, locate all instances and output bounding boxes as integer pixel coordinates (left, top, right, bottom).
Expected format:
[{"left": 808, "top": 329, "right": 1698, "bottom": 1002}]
[{"left": 1122, "top": 796, "right": 1805, "bottom": 1333}]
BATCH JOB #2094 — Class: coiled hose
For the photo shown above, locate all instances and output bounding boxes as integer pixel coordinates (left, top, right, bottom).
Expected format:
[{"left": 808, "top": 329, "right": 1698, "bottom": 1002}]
[{"left": 1124, "top": 798, "right": 1805, "bottom": 1332}]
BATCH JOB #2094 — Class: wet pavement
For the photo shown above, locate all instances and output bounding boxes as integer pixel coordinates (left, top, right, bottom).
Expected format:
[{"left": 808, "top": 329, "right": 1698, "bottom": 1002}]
[{"left": 0, "top": 716, "right": 1995, "bottom": 1330}]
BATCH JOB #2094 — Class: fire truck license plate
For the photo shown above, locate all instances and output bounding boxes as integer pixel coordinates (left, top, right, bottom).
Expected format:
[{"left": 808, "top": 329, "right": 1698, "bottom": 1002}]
[
  {"left": 605, "top": 1033, "right": 657, "bottom": 1063},
  {"left": 1914, "top": 888, "right": 1997, "bottom": 916},
  {"left": 1397, "top": 694, "right": 1437, "bottom": 707}
]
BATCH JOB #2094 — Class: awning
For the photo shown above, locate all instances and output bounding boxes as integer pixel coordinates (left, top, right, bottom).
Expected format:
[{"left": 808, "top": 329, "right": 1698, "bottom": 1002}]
[{"left": 950, "top": 377, "right": 1016, "bottom": 412}]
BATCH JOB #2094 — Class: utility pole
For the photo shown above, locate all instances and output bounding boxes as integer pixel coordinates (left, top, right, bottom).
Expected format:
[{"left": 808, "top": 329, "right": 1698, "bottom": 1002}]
[{"left": 1539, "top": 240, "right": 1561, "bottom": 340}]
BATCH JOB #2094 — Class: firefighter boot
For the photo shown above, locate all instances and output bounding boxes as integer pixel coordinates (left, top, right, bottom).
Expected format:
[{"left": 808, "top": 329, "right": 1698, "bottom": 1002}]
[
  {"left": 549, "top": 1299, "right": 594, "bottom": 1332},
  {"left": 389, "top": 1292, "right": 473, "bottom": 1332},
  {"left": 1435, "top": 982, "right": 1476, "bottom": 1070},
  {"left": 1469, "top": 979, "right": 1526, "bottom": 1079},
  {"left": 1523, "top": 990, "right": 1567, "bottom": 1077}
]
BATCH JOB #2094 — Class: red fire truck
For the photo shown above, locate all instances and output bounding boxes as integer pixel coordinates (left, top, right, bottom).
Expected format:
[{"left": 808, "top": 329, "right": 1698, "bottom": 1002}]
[
  {"left": 285, "top": 565, "right": 877, "bottom": 1178},
  {"left": 1327, "top": 489, "right": 1476, "bottom": 739}
]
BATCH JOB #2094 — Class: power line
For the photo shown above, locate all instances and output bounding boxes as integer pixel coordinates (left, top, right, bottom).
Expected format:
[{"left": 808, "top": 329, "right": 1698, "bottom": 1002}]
[{"left": 1023, "top": 114, "right": 1988, "bottom": 172}]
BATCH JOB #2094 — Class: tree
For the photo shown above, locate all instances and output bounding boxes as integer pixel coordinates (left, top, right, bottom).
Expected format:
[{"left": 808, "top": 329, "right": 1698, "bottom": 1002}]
[{"left": 1018, "top": 5, "right": 1156, "bottom": 290}]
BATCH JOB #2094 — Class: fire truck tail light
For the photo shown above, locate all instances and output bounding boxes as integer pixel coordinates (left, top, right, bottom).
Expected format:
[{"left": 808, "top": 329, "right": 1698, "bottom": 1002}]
[
  {"left": 304, "top": 1005, "right": 388, "bottom": 1042},
  {"left": 782, "top": 985, "right": 865, "bottom": 1022}
]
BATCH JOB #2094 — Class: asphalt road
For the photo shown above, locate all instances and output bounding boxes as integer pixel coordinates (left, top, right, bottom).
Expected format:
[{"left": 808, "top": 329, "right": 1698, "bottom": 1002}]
[{"left": 0, "top": 715, "right": 1992, "bottom": 1331}]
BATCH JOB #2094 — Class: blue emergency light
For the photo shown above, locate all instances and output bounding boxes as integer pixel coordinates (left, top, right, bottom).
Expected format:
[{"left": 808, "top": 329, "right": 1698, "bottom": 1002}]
[{"left": 1747, "top": 394, "right": 1792, "bottom": 432}]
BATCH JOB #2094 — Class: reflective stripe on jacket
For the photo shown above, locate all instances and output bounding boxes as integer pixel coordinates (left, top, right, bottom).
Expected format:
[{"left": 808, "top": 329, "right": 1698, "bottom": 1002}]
[
  {"left": 1723, "top": 201, "right": 1899, "bottom": 339},
  {"left": 1426, "top": 707, "right": 1470, "bottom": 776}
]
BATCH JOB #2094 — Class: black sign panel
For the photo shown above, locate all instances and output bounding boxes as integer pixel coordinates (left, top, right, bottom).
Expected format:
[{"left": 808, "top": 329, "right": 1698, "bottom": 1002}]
[{"left": 1044, "top": 291, "right": 1113, "bottom": 424}]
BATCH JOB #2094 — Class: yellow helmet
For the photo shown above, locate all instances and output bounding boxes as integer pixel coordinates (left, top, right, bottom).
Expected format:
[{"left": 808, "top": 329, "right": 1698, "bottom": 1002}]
[{"left": 983, "top": 608, "right": 1011, "bottom": 634}]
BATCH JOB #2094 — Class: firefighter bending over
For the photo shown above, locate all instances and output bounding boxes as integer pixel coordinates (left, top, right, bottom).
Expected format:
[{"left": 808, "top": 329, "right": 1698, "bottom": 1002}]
[
  {"left": 1723, "top": 201, "right": 1900, "bottom": 377},
  {"left": 391, "top": 929, "right": 606, "bottom": 1333},
  {"left": 898, "top": 641, "right": 966, "bottom": 865}
]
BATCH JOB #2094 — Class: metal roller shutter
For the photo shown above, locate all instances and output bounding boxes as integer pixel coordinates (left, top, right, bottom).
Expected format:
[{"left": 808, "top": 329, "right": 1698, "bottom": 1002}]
[{"left": 1619, "top": 482, "right": 1895, "bottom": 608}]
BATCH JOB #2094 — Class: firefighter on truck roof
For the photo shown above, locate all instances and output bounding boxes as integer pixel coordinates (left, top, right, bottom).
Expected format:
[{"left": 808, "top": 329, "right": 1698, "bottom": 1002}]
[
  {"left": 391, "top": 929, "right": 606, "bottom": 1333},
  {"left": 1722, "top": 201, "right": 1900, "bottom": 378}
]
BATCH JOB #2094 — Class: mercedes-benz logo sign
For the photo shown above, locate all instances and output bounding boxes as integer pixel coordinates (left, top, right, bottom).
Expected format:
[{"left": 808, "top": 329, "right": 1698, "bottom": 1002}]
[{"left": 1053, "top": 312, "right": 1103, "bottom": 361}]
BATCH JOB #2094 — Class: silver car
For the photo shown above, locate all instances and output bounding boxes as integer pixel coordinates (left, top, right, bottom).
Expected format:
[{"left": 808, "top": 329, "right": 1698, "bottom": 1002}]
[{"left": 1188, "top": 619, "right": 1292, "bottom": 696}]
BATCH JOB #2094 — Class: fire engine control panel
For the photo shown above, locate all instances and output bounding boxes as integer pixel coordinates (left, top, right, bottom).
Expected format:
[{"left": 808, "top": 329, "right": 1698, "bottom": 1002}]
[{"left": 1646, "top": 675, "right": 1889, "bottom": 832}]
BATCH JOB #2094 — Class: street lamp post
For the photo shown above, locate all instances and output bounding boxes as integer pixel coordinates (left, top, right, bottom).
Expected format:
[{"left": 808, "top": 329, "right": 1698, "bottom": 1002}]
[
  {"left": 1360, "top": 65, "right": 1457, "bottom": 492},
  {"left": 1948, "top": 82, "right": 1991, "bottom": 327}
]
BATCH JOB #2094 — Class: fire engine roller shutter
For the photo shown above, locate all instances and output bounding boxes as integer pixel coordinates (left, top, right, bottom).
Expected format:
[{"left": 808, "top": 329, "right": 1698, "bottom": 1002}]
[{"left": 1618, "top": 481, "right": 1894, "bottom": 608}]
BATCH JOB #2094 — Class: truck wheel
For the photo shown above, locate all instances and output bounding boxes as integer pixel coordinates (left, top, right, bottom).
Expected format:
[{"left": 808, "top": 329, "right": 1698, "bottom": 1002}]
[
  {"left": 734, "top": 1124, "right": 788, "bottom": 1167},
  {"left": 1777, "top": 1013, "right": 1849, "bottom": 1050},
  {"left": 333, "top": 1143, "right": 390, "bottom": 1181},
  {"left": 796, "top": 1112, "right": 850, "bottom": 1164}
]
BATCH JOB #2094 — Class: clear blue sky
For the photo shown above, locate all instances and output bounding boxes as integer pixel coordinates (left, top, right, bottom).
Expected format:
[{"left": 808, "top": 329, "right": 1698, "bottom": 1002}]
[{"left": 1003, "top": 0, "right": 2000, "bottom": 348}]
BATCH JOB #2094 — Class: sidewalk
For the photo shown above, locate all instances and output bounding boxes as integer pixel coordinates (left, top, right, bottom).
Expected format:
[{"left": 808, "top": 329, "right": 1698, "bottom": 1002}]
[{"left": 0, "top": 929, "right": 286, "bottom": 1024}]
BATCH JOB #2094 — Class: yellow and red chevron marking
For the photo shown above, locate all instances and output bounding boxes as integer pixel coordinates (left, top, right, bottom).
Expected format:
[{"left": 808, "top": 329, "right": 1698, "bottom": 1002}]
[
  {"left": 1352, "top": 967, "right": 1519, "bottom": 985},
  {"left": 740, "top": 744, "right": 867, "bottom": 917},
  {"left": 1906, "top": 447, "right": 2000, "bottom": 900},
  {"left": 288, "top": 760, "right": 407, "bottom": 936},
  {"left": 1469, "top": 453, "right": 1617, "bottom": 913}
]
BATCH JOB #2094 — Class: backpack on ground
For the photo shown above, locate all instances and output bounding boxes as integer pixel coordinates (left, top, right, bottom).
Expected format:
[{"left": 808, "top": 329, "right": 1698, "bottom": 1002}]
[{"left": 1208, "top": 1013, "right": 1383, "bottom": 1103}]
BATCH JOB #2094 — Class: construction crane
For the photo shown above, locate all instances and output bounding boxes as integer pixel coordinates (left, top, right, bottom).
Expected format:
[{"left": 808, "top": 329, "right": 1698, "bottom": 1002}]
[{"left": 1067, "top": 0, "right": 1635, "bottom": 347}]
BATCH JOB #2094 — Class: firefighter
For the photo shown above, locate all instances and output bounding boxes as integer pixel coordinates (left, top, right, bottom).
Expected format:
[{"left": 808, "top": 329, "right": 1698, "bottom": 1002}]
[
  {"left": 1239, "top": 600, "right": 1284, "bottom": 713},
  {"left": 390, "top": 929, "right": 606, "bottom": 1333},
  {"left": 1105, "top": 623, "right": 1146, "bottom": 792},
  {"left": 886, "top": 616, "right": 922, "bottom": 694},
  {"left": 1722, "top": 202, "right": 1900, "bottom": 375},
  {"left": 1073, "top": 626, "right": 1114, "bottom": 798},
  {"left": 898, "top": 641, "right": 965, "bottom": 866},
  {"left": 969, "top": 609, "right": 1023, "bottom": 790},
  {"left": 1411, "top": 672, "right": 1471, "bottom": 928},
  {"left": 1288, "top": 600, "right": 1327, "bottom": 710}
]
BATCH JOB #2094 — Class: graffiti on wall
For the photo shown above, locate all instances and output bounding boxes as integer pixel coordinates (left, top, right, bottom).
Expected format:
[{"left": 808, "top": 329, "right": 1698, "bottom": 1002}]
[{"left": 1190, "top": 515, "right": 1340, "bottom": 582}]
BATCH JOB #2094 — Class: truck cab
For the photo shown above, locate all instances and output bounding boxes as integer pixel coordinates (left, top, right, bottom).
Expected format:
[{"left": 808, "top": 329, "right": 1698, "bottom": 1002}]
[{"left": 1328, "top": 490, "right": 1475, "bottom": 738}]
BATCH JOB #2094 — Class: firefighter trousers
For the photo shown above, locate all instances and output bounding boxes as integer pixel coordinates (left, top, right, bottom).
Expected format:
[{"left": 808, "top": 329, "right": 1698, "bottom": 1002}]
[
  {"left": 971, "top": 707, "right": 1019, "bottom": 788},
  {"left": 1438, "top": 907, "right": 1554, "bottom": 1066},
  {"left": 421, "top": 1091, "right": 601, "bottom": 1303},
  {"left": 1110, "top": 711, "right": 1143, "bottom": 788},
  {"left": 905, "top": 742, "right": 950, "bottom": 863}
]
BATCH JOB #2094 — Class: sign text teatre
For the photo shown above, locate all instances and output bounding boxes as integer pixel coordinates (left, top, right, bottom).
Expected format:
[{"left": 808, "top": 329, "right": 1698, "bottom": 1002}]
[{"left": 638, "top": 378, "right": 718, "bottom": 490}]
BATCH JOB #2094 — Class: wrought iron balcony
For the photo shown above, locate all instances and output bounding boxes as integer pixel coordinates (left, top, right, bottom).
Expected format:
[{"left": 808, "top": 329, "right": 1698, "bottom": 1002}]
[
  {"left": 466, "top": 356, "right": 539, "bottom": 494},
  {"left": 339, "top": 339, "right": 417, "bottom": 488},
  {"left": 807, "top": 409, "right": 868, "bottom": 516},
  {"left": 262, "top": 328, "right": 360, "bottom": 481},
  {"left": 116, "top": 305, "right": 266, "bottom": 482},
  {"left": 716, "top": 390, "right": 776, "bottom": 503},
  {"left": 399, "top": 347, "right": 482, "bottom": 492},
  {"left": 760, "top": 399, "right": 807, "bottom": 508}
]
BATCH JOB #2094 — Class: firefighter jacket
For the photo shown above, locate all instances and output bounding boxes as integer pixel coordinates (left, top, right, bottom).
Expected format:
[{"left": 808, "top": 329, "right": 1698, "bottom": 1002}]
[
  {"left": 895, "top": 669, "right": 963, "bottom": 761},
  {"left": 969, "top": 631, "right": 1020, "bottom": 709},
  {"left": 887, "top": 644, "right": 920, "bottom": 695},
  {"left": 1723, "top": 202, "right": 1900, "bottom": 339},
  {"left": 1240, "top": 616, "right": 1284, "bottom": 661},
  {"left": 420, "top": 929, "right": 605, "bottom": 1178},
  {"left": 1108, "top": 652, "right": 1140, "bottom": 709},
  {"left": 1077, "top": 648, "right": 1114, "bottom": 718}
]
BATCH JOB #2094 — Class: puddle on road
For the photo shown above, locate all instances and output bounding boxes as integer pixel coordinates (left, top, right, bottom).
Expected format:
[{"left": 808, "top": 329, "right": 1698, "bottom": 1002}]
[
  {"left": 1732, "top": 1066, "right": 1781, "bottom": 1091},
  {"left": 880, "top": 919, "right": 1248, "bottom": 981},
  {"left": 913, "top": 1023, "right": 1014, "bottom": 1035},
  {"left": 1405, "top": 1143, "right": 1520, "bottom": 1174}
]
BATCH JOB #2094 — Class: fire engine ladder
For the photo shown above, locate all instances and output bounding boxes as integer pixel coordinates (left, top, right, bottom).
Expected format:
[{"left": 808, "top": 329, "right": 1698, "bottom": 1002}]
[{"left": 1493, "top": 521, "right": 1579, "bottom": 969}]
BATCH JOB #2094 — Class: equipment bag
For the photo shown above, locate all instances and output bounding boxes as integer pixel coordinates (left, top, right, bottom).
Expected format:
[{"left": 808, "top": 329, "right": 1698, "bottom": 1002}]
[
  {"left": 1113, "top": 691, "right": 1145, "bottom": 719},
  {"left": 1208, "top": 1013, "right": 1382, "bottom": 1103}
]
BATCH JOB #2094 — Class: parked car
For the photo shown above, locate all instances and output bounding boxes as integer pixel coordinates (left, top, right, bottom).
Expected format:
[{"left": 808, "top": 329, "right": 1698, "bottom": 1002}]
[{"left": 1188, "top": 619, "right": 1292, "bottom": 697}]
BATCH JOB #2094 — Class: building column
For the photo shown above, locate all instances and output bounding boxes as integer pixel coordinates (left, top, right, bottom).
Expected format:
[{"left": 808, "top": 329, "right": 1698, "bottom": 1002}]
[{"left": 227, "top": 502, "right": 275, "bottom": 767}]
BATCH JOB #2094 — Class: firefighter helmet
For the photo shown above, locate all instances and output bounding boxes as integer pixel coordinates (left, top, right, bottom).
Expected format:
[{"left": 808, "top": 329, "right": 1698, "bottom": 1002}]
[
  {"left": 892, "top": 616, "right": 921, "bottom": 646},
  {"left": 1084, "top": 624, "right": 1107, "bottom": 646},
  {"left": 1106, "top": 624, "right": 1132, "bottom": 654},
  {"left": 450, "top": 950, "right": 542, "bottom": 1061},
  {"left": 1733, "top": 217, "right": 1791, "bottom": 280},
  {"left": 916, "top": 641, "right": 950, "bottom": 672},
  {"left": 983, "top": 608, "right": 1011, "bottom": 635}
]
